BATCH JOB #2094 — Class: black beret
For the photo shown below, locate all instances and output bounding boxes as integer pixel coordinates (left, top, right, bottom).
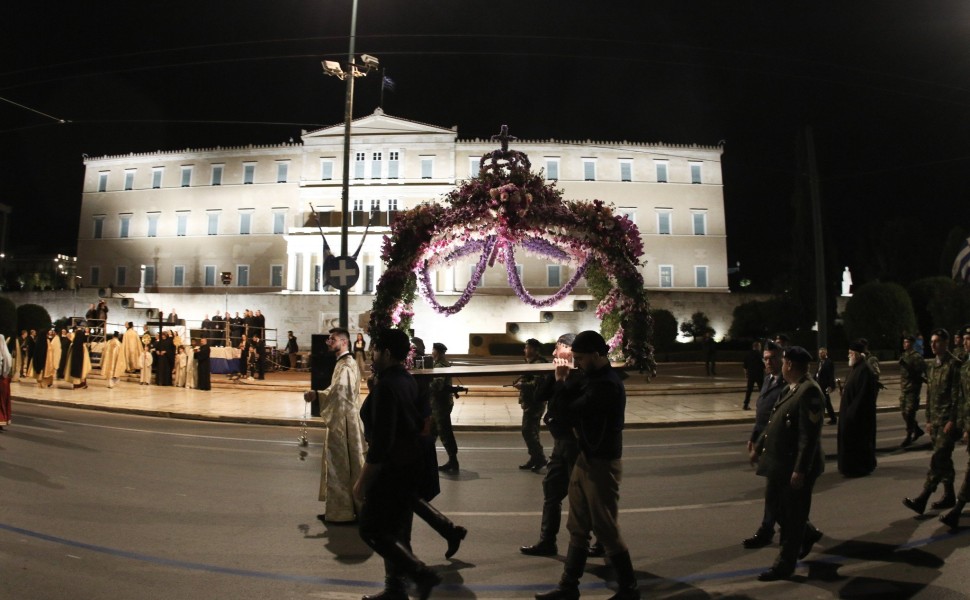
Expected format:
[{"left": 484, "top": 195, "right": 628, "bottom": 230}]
[
  {"left": 784, "top": 346, "right": 812, "bottom": 364},
  {"left": 932, "top": 328, "right": 950, "bottom": 340},
  {"left": 571, "top": 330, "right": 609, "bottom": 355},
  {"left": 902, "top": 335, "right": 915, "bottom": 343},
  {"left": 848, "top": 339, "right": 866, "bottom": 352},
  {"left": 432, "top": 342, "right": 447, "bottom": 353}
]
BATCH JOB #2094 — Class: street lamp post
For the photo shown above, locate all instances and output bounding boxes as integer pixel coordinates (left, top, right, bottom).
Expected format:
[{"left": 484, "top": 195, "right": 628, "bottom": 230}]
[{"left": 322, "top": 0, "right": 378, "bottom": 330}]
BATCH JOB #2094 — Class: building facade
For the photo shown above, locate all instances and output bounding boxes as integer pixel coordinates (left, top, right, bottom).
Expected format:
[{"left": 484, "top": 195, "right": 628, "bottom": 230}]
[{"left": 77, "top": 110, "right": 727, "bottom": 351}]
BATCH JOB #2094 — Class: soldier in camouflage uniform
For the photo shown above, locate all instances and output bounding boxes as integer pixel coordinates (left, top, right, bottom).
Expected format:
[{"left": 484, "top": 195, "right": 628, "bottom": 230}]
[
  {"left": 516, "top": 338, "right": 549, "bottom": 471},
  {"left": 903, "top": 328, "right": 963, "bottom": 514},
  {"left": 899, "top": 335, "right": 927, "bottom": 447},
  {"left": 941, "top": 327, "right": 970, "bottom": 529}
]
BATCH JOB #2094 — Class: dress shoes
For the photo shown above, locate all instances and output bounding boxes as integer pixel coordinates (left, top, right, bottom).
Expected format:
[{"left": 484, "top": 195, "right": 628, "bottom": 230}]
[
  {"left": 438, "top": 459, "right": 459, "bottom": 473},
  {"left": 519, "top": 458, "right": 537, "bottom": 470},
  {"left": 531, "top": 456, "right": 549, "bottom": 472},
  {"left": 741, "top": 531, "right": 773, "bottom": 549},
  {"left": 757, "top": 567, "right": 793, "bottom": 582},
  {"left": 798, "top": 527, "right": 823, "bottom": 559},
  {"left": 445, "top": 526, "right": 467, "bottom": 559},
  {"left": 520, "top": 540, "right": 558, "bottom": 556}
]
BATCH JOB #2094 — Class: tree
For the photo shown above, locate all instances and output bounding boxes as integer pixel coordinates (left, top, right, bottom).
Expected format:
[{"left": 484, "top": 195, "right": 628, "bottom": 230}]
[
  {"left": 842, "top": 281, "right": 917, "bottom": 352},
  {"left": 16, "top": 303, "right": 52, "bottom": 334},
  {"left": 650, "top": 309, "right": 678, "bottom": 351},
  {"left": 679, "top": 311, "right": 713, "bottom": 342},
  {"left": 908, "top": 276, "right": 970, "bottom": 336}
]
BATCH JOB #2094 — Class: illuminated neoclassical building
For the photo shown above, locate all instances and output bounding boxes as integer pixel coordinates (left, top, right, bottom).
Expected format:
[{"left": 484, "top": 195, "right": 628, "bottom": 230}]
[{"left": 76, "top": 110, "right": 728, "bottom": 350}]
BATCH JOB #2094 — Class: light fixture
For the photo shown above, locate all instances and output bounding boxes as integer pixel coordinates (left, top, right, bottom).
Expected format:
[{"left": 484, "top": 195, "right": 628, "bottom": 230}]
[
  {"left": 360, "top": 54, "right": 379, "bottom": 70},
  {"left": 321, "top": 60, "right": 345, "bottom": 79}
]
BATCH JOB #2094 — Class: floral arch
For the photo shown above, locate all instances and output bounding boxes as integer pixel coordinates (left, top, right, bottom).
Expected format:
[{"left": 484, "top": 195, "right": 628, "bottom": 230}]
[{"left": 368, "top": 126, "right": 656, "bottom": 375}]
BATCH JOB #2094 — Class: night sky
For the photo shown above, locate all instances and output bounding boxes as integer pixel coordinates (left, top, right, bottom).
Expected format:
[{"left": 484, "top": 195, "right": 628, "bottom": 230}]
[{"left": 3, "top": 1, "right": 969, "bottom": 291}]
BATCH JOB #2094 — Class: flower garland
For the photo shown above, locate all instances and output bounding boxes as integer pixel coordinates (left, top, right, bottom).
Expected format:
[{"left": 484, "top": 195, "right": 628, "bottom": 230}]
[{"left": 369, "top": 128, "right": 656, "bottom": 375}]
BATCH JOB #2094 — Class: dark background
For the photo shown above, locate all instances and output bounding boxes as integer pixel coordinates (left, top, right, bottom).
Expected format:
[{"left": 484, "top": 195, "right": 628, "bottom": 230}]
[{"left": 2, "top": 1, "right": 968, "bottom": 292}]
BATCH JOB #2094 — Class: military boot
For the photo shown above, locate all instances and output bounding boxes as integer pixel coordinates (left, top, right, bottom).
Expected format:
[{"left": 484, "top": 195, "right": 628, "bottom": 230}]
[
  {"left": 940, "top": 500, "right": 966, "bottom": 530},
  {"left": 606, "top": 550, "right": 640, "bottom": 600},
  {"left": 535, "top": 544, "right": 587, "bottom": 600},
  {"left": 932, "top": 482, "right": 956, "bottom": 510},
  {"left": 903, "top": 489, "right": 931, "bottom": 515}
]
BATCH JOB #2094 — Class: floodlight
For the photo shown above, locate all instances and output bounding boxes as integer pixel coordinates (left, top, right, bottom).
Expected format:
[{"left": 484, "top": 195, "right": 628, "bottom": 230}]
[
  {"left": 360, "top": 54, "right": 379, "bottom": 70},
  {"left": 322, "top": 60, "right": 345, "bottom": 78}
]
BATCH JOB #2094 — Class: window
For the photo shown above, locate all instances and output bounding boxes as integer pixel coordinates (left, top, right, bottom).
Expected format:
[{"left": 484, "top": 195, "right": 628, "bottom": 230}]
[
  {"left": 692, "top": 211, "right": 707, "bottom": 235},
  {"left": 371, "top": 152, "right": 382, "bottom": 179},
  {"left": 119, "top": 214, "right": 131, "bottom": 238},
  {"left": 243, "top": 163, "right": 255, "bottom": 184},
  {"left": 545, "top": 158, "right": 559, "bottom": 181},
  {"left": 364, "top": 265, "right": 375, "bottom": 293},
  {"left": 353, "top": 199, "right": 364, "bottom": 212},
  {"left": 355, "top": 152, "right": 366, "bottom": 179},
  {"left": 620, "top": 160, "right": 632, "bottom": 182},
  {"left": 469, "top": 157, "right": 479, "bottom": 178},
  {"left": 420, "top": 157, "right": 433, "bottom": 179},
  {"left": 147, "top": 213, "right": 159, "bottom": 238},
  {"left": 93, "top": 217, "right": 104, "bottom": 239},
  {"left": 144, "top": 266, "right": 156, "bottom": 286},
  {"left": 321, "top": 159, "right": 334, "bottom": 180},
  {"left": 236, "top": 265, "right": 249, "bottom": 286},
  {"left": 180, "top": 166, "right": 192, "bottom": 187},
  {"left": 152, "top": 168, "right": 163, "bottom": 189},
  {"left": 582, "top": 159, "right": 596, "bottom": 181},
  {"left": 273, "top": 211, "right": 285, "bottom": 234},
  {"left": 655, "top": 160, "right": 668, "bottom": 183},
  {"left": 125, "top": 170, "right": 136, "bottom": 191},
  {"left": 387, "top": 198, "right": 398, "bottom": 212},
  {"left": 370, "top": 199, "right": 381, "bottom": 212},
  {"left": 239, "top": 211, "right": 252, "bottom": 235},
  {"left": 211, "top": 164, "right": 223, "bottom": 186},
  {"left": 173, "top": 265, "right": 185, "bottom": 287},
  {"left": 618, "top": 207, "right": 636, "bottom": 223},
  {"left": 276, "top": 162, "right": 288, "bottom": 183},
  {"left": 659, "top": 265, "right": 673, "bottom": 288},
  {"left": 90, "top": 266, "right": 100, "bottom": 286},
  {"left": 690, "top": 162, "right": 702, "bottom": 184},
  {"left": 204, "top": 265, "right": 216, "bottom": 287},
  {"left": 207, "top": 212, "right": 219, "bottom": 235},
  {"left": 657, "top": 210, "right": 672, "bottom": 235},
  {"left": 695, "top": 266, "right": 709, "bottom": 288},
  {"left": 312, "top": 265, "right": 322, "bottom": 292},
  {"left": 97, "top": 172, "right": 108, "bottom": 192},
  {"left": 547, "top": 265, "right": 561, "bottom": 287},
  {"left": 270, "top": 265, "right": 283, "bottom": 288},
  {"left": 176, "top": 213, "right": 188, "bottom": 236},
  {"left": 116, "top": 266, "right": 127, "bottom": 286},
  {"left": 388, "top": 151, "right": 400, "bottom": 179}
]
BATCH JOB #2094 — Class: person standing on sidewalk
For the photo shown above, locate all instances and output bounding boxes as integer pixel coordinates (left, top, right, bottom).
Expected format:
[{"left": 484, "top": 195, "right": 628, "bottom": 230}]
[
  {"left": 904, "top": 328, "right": 963, "bottom": 515},
  {"left": 815, "top": 347, "right": 838, "bottom": 424},
  {"left": 899, "top": 335, "right": 927, "bottom": 448},
  {"left": 535, "top": 330, "right": 638, "bottom": 600},
  {"left": 516, "top": 338, "right": 549, "bottom": 471}
]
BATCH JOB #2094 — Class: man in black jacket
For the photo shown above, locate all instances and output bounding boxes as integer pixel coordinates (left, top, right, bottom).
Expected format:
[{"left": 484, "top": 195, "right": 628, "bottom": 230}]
[
  {"left": 815, "top": 347, "right": 838, "bottom": 424},
  {"left": 535, "top": 330, "right": 638, "bottom": 600}
]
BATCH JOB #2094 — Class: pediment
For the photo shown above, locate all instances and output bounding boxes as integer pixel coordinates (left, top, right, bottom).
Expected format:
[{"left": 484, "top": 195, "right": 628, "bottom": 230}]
[{"left": 302, "top": 109, "right": 457, "bottom": 142}]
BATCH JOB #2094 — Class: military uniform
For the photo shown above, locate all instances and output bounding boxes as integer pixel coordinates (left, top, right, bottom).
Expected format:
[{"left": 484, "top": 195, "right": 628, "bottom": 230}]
[
  {"left": 519, "top": 355, "right": 549, "bottom": 468},
  {"left": 429, "top": 357, "right": 458, "bottom": 470},
  {"left": 953, "top": 355, "right": 970, "bottom": 502},
  {"left": 921, "top": 352, "right": 962, "bottom": 494},
  {"left": 898, "top": 347, "right": 927, "bottom": 444}
]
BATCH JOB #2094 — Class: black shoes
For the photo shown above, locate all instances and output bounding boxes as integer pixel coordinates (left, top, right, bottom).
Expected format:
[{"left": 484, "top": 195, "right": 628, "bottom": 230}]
[
  {"left": 587, "top": 541, "right": 605, "bottom": 557},
  {"left": 940, "top": 508, "right": 962, "bottom": 530},
  {"left": 445, "top": 526, "right": 467, "bottom": 559},
  {"left": 932, "top": 494, "right": 956, "bottom": 510},
  {"left": 799, "top": 527, "right": 823, "bottom": 559},
  {"left": 757, "top": 566, "right": 793, "bottom": 582},
  {"left": 413, "top": 568, "right": 442, "bottom": 600},
  {"left": 520, "top": 540, "right": 558, "bottom": 556},
  {"left": 742, "top": 404, "right": 750, "bottom": 410},
  {"left": 901, "top": 433, "right": 914, "bottom": 448},
  {"left": 520, "top": 456, "right": 549, "bottom": 471},
  {"left": 903, "top": 494, "right": 929, "bottom": 515},
  {"left": 438, "top": 458, "right": 459, "bottom": 473},
  {"left": 742, "top": 530, "right": 773, "bottom": 549},
  {"left": 362, "top": 590, "right": 408, "bottom": 600}
]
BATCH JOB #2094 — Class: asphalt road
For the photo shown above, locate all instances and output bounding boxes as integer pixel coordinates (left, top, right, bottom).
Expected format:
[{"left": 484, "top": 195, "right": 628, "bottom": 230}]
[{"left": 3, "top": 404, "right": 970, "bottom": 600}]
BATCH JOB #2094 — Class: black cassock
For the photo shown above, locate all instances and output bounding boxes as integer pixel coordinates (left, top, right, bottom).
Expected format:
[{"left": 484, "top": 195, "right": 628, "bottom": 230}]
[
  {"left": 196, "top": 345, "right": 211, "bottom": 391},
  {"left": 837, "top": 360, "right": 878, "bottom": 477}
]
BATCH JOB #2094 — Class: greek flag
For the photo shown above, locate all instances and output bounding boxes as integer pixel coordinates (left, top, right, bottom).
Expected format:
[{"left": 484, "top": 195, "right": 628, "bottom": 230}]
[
  {"left": 382, "top": 75, "right": 396, "bottom": 91},
  {"left": 953, "top": 235, "right": 970, "bottom": 283}
]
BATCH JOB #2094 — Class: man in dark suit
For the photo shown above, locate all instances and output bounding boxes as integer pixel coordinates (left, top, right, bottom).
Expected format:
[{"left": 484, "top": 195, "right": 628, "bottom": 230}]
[
  {"left": 750, "top": 346, "right": 826, "bottom": 581},
  {"left": 741, "top": 341, "right": 788, "bottom": 549},
  {"left": 815, "top": 347, "right": 838, "bottom": 424}
]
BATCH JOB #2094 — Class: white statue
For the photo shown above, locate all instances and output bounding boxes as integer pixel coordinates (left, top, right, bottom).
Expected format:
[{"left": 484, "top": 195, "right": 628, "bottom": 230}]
[{"left": 841, "top": 266, "right": 853, "bottom": 297}]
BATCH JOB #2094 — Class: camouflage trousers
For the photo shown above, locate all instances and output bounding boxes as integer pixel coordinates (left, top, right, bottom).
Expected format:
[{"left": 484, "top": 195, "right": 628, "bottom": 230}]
[
  {"left": 899, "top": 391, "right": 921, "bottom": 433},
  {"left": 959, "top": 443, "right": 970, "bottom": 502},
  {"left": 923, "top": 425, "right": 960, "bottom": 492},
  {"left": 431, "top": 398, "right": 458, "bottom": 458},
  {"left": 520, "top": 401, "right": 546, "bottom": 462}
]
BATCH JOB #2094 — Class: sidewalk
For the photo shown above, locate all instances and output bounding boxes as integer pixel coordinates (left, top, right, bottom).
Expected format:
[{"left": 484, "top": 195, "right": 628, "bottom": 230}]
[{"left": 11, "top": 362, "right": 903, "bottom": 430}]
